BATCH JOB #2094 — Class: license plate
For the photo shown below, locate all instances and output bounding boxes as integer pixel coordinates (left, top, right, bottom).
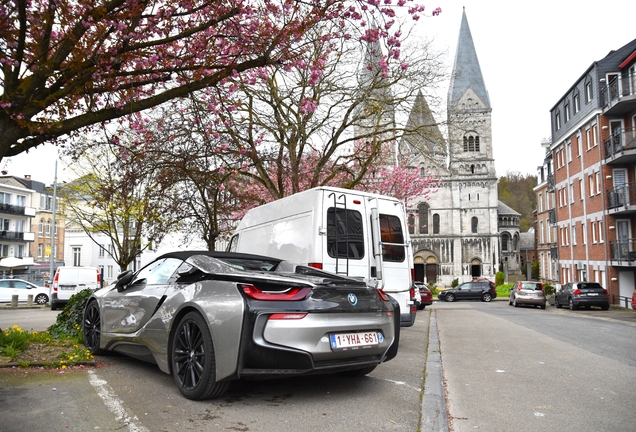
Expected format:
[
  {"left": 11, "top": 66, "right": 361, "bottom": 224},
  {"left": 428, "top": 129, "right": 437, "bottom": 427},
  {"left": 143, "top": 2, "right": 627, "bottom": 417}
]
[
  {"left": 60, "top": 286, "right": 76, "bottom": 290},
  {"left": 587, "top": 293, "right": 598, "bottom": 296},
  {"left": 330, "top": 332, "right": 383, "bottom": 350}
]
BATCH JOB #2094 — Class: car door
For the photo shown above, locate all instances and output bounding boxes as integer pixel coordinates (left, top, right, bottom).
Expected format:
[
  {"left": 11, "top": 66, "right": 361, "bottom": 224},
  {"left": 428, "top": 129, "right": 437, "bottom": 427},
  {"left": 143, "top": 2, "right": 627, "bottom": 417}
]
[
  {"left": 12, "top": 280, "right": 36, "bottom": 301},
  {"left": 0, "top": 280, "right": 12, "bottom": 301},
  {"left": 101, "top": 258, "right": 183, "bottom": 334},
  {"left": 469, "top": 282, "right": 485, "bottom": 300}
]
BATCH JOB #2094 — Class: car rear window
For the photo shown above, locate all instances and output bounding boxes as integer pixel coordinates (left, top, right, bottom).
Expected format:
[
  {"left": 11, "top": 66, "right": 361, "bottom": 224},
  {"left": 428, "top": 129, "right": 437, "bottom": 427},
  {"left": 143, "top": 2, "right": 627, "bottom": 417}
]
[
  {"left": 521, "top": 283, "right": 542, "bottom": 291},
  {"left": 578, "top": 282, "right": 603, "bottom": 290}
]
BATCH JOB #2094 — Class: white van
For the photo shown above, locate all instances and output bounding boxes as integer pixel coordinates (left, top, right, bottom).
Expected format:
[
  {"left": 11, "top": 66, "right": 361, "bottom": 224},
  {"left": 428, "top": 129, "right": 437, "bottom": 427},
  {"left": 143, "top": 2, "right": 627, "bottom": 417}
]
[
  {"left": 228, "top": 186, "right": 417, "bottom": 326},
  {"left": 50, "top": 266, "right": 102, "bottom": 310}
]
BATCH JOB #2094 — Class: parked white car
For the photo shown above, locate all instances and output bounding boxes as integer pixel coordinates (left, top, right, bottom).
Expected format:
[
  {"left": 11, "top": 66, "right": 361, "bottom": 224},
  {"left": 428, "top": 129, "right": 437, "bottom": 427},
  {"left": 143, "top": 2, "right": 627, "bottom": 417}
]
[{"left": 0, "top": 279, "right": 49, "bottom": 305}]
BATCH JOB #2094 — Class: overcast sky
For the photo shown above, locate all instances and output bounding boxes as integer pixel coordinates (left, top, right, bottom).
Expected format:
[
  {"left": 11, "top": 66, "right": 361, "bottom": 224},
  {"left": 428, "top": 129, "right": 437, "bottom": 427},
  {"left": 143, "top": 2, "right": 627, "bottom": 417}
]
[{"left": 3, "top": 0, "right": 636, "bottom": 185}]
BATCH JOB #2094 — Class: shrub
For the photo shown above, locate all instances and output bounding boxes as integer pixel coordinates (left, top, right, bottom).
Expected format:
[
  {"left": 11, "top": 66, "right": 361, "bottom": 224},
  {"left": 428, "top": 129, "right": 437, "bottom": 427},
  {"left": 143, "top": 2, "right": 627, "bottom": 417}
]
[
  {"left": 451, "top": 278, "right": 459, "bottom": 288},
  {"left": 495, "top": 271, "right": 505, "bottom": 287},
  {"left": 48, "top": 289, "right": 95, "bottom": 341},
  {"left": 544, "top": 282, "right": 555, "bottom": 296}
]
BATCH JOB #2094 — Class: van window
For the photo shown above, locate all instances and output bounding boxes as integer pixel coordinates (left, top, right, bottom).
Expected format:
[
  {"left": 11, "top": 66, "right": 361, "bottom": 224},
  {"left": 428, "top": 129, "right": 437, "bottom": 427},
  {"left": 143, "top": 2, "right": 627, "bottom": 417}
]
[
  {"left": 227, "top": 235, "right": 238, "bottom": 252},
  {"left": 380, "top": 214, "right": 405, "bottom": 262},
  {"left": 327, "top": 208, "right": 365, "bottom": 259}
]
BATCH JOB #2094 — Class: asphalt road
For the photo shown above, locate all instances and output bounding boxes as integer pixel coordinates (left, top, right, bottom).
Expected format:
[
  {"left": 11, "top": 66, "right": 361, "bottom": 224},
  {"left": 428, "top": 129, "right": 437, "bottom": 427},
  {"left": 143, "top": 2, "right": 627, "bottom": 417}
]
[
  {"left": 0, "top": 307, "right": 431, "bottom": 432},
  {"left": 435, "top": 300, "right": 636, "bottom": 432},
  {"left": 1, "top": 302, "right": 635, "bottom": 431}
]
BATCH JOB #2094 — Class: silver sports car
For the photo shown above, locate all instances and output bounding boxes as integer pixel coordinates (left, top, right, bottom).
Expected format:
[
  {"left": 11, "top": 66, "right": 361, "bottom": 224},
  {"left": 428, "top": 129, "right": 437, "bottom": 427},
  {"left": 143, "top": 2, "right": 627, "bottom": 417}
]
[{"left": 83, "top": 251, "right": 400, "bottom": 400}]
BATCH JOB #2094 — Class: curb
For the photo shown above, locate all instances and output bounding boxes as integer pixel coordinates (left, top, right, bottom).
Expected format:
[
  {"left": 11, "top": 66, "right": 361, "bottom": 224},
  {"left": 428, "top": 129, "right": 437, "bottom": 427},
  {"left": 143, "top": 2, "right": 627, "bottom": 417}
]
[{"left": 421, "top": 309, "right": 449, "bottom": 431}]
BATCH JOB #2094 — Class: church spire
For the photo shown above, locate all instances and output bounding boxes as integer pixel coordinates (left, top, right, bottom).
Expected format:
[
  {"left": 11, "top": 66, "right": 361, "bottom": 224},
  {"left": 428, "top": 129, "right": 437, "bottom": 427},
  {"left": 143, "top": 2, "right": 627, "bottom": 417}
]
[{"left": 448, "top": 9, "right": 490, "bottom": 109}]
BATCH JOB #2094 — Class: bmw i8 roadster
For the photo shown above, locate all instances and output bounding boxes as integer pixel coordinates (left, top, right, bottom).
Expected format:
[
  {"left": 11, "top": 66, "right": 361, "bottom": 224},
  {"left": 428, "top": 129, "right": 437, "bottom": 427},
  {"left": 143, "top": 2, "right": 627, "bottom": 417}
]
[{"left": 83, "top": 251, "right": 400, "bottom": 400}]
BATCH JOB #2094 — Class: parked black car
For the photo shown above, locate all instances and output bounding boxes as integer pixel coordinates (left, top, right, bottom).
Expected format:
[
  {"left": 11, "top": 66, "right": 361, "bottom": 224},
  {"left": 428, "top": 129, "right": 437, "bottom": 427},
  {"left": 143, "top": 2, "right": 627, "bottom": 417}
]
[
  {"left": 555, "top": 282, "right": 610, "bottom": 310},
  {"left": 437, "top": 281, "right": 496, "bottom": 302}
]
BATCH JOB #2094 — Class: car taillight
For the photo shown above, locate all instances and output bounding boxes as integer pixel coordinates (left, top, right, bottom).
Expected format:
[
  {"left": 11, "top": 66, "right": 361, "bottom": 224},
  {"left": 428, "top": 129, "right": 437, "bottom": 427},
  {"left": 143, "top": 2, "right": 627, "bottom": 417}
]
[
  {"left": 269, "top": 313, "right": 307, "bottom": 320},
  {"left": 573, "top": 289, "right": 581, "bottom": 295},
  {"left": 410, "top": 268, "right": 415, "bottom": 281},
  {"left": 410, "top": 287, "right": 415, "bottom": 298},
  {"left": 241, "top": 284, "right": 311, "bottom": 301},
  {"left": 377, "top": 288, "right": 390, "bottom": 302},
  {"left": 52, "top": 271, "right": 59, "bottom": 292},
  {"left": 308, "top": 263, "right": 323, "bottom": 270},
  {"left": 603, "top": 289, "right": 608, "bottom": 294},
  {"left": 96, "top": 269, "right": 101, "bottom": 283}
]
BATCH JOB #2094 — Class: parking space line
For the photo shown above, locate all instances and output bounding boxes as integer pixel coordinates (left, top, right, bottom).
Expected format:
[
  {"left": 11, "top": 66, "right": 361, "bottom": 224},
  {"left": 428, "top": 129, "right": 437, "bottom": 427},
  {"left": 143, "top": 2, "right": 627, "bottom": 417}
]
[{"left": 88, "top": 370, "right": 149, "bottom": 432}]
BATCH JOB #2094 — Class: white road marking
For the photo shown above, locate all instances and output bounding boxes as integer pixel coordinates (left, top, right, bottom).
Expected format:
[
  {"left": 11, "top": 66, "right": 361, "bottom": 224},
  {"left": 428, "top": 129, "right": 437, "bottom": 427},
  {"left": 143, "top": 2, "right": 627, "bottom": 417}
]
[
  {"left": 377, "top": 377, "right": 421, "bottom": 392},
  {"left": 88, "top": 370, "right": 149, "bottom": 432}
]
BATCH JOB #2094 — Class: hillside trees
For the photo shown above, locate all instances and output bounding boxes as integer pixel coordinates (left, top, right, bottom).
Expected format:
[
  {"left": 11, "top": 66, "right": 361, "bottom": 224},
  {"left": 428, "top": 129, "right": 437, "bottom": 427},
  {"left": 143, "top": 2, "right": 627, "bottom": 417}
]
[
  {"left": 498, "top": 171, "right": 537, "bottom": 232},
  {"left": 0, "top": 0, "right": 433, "bottom": 161}
]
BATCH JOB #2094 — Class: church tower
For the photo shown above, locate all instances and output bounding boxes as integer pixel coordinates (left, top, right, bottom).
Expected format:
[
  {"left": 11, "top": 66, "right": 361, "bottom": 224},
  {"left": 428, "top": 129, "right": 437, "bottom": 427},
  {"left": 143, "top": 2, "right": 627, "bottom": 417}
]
[{"left": 406, "top": 9, "right": 504, "bottom": 285}]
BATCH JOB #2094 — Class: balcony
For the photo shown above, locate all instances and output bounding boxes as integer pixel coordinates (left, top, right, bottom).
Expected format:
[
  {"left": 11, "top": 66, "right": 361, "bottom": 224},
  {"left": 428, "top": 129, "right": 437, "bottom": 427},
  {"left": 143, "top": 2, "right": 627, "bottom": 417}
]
[
  {"left": 0, "top": 231, "right": 35, "bottom": 243},
  {"left": 606, "top": 182, "right": 636, "bottom": 214},
  {"left": 0, "top": 203, "right": 36, "bottom": 217},
  {"left": 546, "top": 174, "right": 555, "bottom": 192},
  {"left": 604, "top": 127, "right": 636, "bottom": 163},
  {"left": 601, "top": 75, "right": 636, "bottom": 117},
  {"left": 609, "top": 239, "right": 636, "bottom": 266}
]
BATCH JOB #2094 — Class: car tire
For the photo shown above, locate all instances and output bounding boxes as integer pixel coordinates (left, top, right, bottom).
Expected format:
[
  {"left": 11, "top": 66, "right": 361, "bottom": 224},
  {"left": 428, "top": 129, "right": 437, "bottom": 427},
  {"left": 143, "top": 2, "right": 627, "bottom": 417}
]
[
  {"left": 337, "top": 365, "right": 377, "bottom": 377},
  {"left": 540, "top": 304, "right": 546, "bottom": 310},
  {"left": 34, "top": 294, "right": 48, "bottom": 305},
  {"left": 445, "top": 293, "right": 455, "bottom": 302},
  {"left": 601, "top": 303, "right": 610, "bottom": 311},
  {"left": 171, "top": 311, "right": 230, "bottom": 400},
  {"left": 482, "top": 293, "right": 492, "bottom": 302},
  {"left": 50, "top": 302, "right": 58, "bottom": 311},
  {"left": 555, "top": 298, "right": 562, "bottom": 309},
  {"left": 513, "top": 296, "right": 518, "bottom": 307},
  {"left": 83, "top": 300, "right": 106, "bottom": 355},
  {"left": 569, "top": 298, "right": 577, "bottom": 310}
]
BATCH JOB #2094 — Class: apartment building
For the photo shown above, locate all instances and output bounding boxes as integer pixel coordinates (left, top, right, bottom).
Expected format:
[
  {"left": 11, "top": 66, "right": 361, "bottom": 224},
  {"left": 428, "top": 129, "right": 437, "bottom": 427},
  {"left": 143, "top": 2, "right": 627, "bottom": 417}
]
[{"left": 545, "top": 37, "right": 636, "bottom": 305}]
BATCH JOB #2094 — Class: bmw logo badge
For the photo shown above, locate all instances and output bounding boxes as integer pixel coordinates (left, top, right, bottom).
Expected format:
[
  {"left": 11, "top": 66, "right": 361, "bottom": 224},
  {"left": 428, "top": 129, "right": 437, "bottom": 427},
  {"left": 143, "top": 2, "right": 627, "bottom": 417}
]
[{"left": 348, "top": 293, "right": 358, "bottom": 306}]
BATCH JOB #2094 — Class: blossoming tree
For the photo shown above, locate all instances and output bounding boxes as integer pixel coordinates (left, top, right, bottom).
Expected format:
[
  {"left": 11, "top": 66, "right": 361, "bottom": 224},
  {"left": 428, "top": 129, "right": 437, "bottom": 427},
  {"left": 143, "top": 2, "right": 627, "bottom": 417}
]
[{"left": 0, "top": 0, "right": 437, "bottom": 161}]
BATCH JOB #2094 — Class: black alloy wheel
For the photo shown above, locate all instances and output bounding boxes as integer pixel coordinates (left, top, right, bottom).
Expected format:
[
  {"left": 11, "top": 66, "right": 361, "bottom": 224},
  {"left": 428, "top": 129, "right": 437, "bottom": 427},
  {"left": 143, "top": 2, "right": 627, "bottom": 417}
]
[
  {"left": 34, "top": 293, "right": 48, "bottom": 305},
  {"left": 83, "top": 300, "right": 105, "bottom": 355},
  {"left": 171, "top": 312, "right": 230, "bottom": 400},
  {"left": 445, "top": 293, "right": 456, "bottom": 302},
  {"left": 513, "top": 296, "right": 518, "bottom": 307}
]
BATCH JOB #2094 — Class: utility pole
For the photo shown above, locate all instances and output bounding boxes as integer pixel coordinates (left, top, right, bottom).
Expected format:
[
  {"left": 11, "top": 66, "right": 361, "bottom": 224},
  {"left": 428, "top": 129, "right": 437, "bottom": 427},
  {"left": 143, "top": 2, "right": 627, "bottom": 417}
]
[{"left": 49, "top": 160, "right": 58, "bottom": 281}]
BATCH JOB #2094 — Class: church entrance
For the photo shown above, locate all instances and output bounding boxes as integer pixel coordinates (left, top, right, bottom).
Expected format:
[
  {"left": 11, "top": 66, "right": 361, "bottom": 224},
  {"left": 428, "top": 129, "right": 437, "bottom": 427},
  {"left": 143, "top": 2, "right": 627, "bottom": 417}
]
[
  {"left": 414, "top": 254, "right": 438, "bottom": 284},
  {"left": 470, "top": 258, "right": 482, "bottom": 278}
]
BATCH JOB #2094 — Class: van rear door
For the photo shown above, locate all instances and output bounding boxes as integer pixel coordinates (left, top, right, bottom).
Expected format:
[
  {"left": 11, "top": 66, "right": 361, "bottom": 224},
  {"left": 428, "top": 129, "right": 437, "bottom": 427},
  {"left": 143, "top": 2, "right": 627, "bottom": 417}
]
[{"left": 320, "top": 191, "right": 372, "bottom": 279}]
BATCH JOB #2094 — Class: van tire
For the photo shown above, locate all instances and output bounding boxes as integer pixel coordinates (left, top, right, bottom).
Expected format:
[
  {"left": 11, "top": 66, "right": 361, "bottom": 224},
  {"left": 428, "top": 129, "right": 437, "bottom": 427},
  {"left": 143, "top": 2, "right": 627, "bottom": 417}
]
[{"left": 50, "top": 302, "right": 58, "bottom": 311}]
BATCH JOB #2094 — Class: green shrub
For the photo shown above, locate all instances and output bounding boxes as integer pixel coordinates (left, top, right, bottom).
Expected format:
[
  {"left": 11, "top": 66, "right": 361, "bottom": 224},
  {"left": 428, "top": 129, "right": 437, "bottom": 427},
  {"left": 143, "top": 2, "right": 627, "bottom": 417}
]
[
  {"left": 48, "top": 289, "right": 95, "bottom": 341},
  {"left": 531, "top": 260, "right": 540, "bottom": 280},
  {"left": 451, "top": 278, "right": 459, "bottom": 288},
  {"left": 495, "top": 271, "right": 505, "bottom": 287},
  {"left": 544, "top": 282, "right": 555, "bottom": 296},
  {"left": 496, "top": 283, "right": 514, "bottom": 297}
]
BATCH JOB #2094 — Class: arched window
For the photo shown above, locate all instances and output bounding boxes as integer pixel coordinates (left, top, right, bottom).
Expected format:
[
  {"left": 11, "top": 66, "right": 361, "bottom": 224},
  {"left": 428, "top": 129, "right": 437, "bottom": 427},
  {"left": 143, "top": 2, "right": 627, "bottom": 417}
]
[
  {"left": 38, "top": 219, "right": 44, "bottom": 236},
  {"left": 45, "top": 219, "right": 51, "bottom": 237},
  {"left": 408, "top": 213, "right": 415, "bottom": 235},
  {"left": 513, "top": 233, "right": 519, "bottom": 251},
  {"left": 418, "top": 203, "right": 429, "bottom": 234},
  {"left": 433, "top": 214, "right": 440, "bottom": 234},
  {"left": 502, "top": 233, "right": 510, "bottom": 251},
  {"left": 463, "top": 133, "right": 480, "bottom": 152},
  {"left": 471, "top": 217, "right": 478, "bottom": 233}
]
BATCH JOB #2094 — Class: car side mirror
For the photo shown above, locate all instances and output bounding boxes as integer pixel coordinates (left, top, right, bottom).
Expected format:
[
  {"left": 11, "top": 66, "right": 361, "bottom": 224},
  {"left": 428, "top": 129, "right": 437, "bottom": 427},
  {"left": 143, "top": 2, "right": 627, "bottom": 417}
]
[{"left": 115, "top": 270, "right": 134, "bottom": 291}]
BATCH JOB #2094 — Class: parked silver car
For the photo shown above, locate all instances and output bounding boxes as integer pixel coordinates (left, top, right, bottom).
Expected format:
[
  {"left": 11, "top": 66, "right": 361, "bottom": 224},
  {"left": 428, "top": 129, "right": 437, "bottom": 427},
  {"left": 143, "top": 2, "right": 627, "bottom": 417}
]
[
  {"left": 83, "top": 251, "right": 399, "bottom": 400},
  {"left": 554, "top": 281, "right": 610, "bottom": 310},
  {"left": 508, "top": 281, "right": 546, "bottom": 309}
]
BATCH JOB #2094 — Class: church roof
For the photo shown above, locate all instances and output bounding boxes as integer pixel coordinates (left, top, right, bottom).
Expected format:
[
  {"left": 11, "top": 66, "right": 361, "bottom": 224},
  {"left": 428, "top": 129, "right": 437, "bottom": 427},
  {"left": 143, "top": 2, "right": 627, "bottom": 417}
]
[
  {"left": 400, "top": 91, "right": 447, "bottom": 163},
  {"left": 498, "top": 200, "right": 520, "bottom": 216},
  {"left": 448, "top": 9, "right": 491, "bottom": 108}
]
